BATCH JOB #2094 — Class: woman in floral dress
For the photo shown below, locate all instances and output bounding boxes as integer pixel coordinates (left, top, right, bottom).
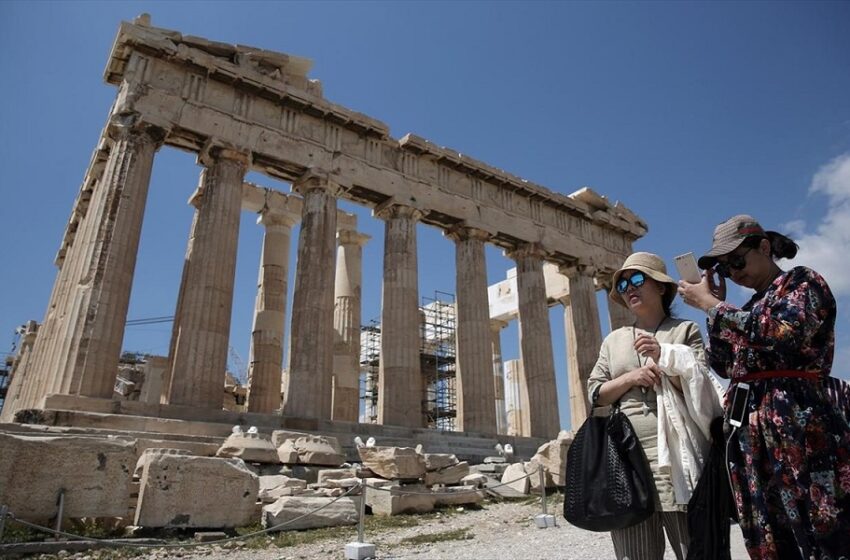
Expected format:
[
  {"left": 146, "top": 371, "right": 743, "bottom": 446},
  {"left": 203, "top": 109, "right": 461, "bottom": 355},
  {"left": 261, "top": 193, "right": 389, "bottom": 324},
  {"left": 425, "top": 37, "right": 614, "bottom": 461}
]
[{"left": 678, "top": 214, "right": 850, "bottom": 560}]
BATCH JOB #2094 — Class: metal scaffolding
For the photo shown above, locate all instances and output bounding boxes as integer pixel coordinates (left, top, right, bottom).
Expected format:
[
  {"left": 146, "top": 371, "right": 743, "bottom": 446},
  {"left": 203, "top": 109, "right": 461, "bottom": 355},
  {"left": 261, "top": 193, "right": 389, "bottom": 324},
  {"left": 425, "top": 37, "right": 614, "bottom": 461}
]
[{"left": 359, "top": 291, "right": 457, "bottom": 431}]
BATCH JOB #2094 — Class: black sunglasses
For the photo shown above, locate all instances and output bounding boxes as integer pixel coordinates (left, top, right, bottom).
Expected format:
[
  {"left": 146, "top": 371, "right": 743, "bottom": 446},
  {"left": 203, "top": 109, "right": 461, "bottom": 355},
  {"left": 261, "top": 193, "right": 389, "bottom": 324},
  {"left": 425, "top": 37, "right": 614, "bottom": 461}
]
[
  {"left": 616, "top": 271, "right": 646, "bottom": 294},
  {"left": 715, "top": 248, "right": 753, "bottom": 278}
]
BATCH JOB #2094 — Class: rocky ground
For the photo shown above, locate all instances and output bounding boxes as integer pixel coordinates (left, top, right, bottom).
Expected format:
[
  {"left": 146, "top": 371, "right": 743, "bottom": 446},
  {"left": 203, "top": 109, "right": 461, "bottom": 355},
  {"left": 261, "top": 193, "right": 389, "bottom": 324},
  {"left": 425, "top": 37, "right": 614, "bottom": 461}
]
[{"left": 17, "top": 497, "right": 750, "bottom": 560}]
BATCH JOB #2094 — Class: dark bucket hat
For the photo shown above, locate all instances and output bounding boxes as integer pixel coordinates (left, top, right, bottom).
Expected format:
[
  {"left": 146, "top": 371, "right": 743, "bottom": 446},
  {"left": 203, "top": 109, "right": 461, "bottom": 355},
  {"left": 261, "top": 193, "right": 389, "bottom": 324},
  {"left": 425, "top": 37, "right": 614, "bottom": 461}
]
[{"left": 698, "top": 214, "right": 776, "bottom": 269}]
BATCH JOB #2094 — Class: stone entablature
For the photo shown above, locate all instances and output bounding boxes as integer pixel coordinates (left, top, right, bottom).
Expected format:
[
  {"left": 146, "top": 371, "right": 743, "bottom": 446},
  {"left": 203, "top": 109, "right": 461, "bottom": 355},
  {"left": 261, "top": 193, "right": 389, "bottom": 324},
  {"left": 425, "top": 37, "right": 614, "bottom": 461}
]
[{"left": 89, "top": 19, "right": 644, "bottom": 271}]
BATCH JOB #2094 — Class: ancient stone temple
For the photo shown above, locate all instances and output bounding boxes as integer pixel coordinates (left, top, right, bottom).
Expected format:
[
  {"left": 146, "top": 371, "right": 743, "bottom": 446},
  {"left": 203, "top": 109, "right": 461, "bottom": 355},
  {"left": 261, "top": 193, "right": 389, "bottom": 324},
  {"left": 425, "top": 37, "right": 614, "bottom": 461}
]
[{"left": 0, "top": 15, "right": 645, "bottom": 452}]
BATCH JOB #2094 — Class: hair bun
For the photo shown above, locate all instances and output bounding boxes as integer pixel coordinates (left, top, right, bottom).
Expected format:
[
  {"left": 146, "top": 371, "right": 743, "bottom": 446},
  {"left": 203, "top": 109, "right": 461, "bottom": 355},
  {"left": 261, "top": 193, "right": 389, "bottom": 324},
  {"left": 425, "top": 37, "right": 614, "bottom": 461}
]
[{"left": 767, "top": 232, "right": 799, "bottom": 260}]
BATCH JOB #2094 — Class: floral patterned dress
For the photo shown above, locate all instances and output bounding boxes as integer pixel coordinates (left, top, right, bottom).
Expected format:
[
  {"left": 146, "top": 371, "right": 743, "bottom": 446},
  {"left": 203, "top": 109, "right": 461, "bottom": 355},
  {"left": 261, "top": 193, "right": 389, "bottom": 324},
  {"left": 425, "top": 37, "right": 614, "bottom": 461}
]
[{"left": 706, "top": 266, "right": 850, "bottom": 560}]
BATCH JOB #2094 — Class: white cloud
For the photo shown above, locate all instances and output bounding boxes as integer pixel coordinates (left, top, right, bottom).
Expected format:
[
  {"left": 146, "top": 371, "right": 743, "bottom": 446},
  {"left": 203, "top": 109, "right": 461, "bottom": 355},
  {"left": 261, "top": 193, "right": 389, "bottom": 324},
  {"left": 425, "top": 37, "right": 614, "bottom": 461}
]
[{"left": 785, "top": 153, "right": 850, "bottom": 297}]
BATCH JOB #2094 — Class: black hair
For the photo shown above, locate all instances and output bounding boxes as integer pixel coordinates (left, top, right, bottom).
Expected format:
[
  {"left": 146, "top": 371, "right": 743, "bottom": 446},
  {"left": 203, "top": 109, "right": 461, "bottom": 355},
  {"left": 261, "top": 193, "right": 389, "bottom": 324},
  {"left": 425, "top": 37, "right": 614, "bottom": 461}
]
[
  {"left": 742, "top": 232, "right": 799, "bottom": 260},
  {"left": 661, "top": 286, "right": 675, "bottom": 317}
]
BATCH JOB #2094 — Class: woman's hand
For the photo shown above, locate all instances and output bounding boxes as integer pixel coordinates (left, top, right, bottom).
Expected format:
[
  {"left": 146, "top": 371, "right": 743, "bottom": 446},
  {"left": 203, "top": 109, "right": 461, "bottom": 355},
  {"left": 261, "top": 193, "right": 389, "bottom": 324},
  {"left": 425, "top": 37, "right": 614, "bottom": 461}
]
[
  {"left": 678, "top": 272, "right": 723, "bottom": 313},
  {"left": 625, "top": 363, "right": 662, "bottom": 389},
  {"left": 634, "top": 333, "right": 661, "bottom": 364}
]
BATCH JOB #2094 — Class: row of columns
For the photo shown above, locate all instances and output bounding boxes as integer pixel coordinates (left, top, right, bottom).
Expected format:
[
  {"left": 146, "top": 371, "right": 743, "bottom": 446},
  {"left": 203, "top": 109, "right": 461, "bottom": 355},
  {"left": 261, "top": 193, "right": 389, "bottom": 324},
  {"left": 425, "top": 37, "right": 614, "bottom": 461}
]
[{"left": 4, "top": 114, "right": 629, "bottom": 441}]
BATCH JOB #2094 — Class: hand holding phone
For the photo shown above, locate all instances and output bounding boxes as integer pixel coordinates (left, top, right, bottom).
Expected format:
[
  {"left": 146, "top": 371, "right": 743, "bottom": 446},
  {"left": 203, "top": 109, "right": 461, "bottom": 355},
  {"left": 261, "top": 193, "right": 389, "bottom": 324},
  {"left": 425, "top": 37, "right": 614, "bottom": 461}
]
[
  {"left": 707, "top": 268, "right": 727, "bottom": 300},
  {"left": 674, "top": 252, "right": 701, "bottom": 284},
  {"left": 728, "top": 382, "right": 750, "bottom": 427}
]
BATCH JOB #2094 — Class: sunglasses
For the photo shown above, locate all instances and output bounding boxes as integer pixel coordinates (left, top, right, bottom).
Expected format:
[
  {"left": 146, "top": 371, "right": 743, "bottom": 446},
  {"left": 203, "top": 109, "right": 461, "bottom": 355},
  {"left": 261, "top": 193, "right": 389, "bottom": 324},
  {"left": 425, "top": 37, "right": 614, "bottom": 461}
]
[
  {"left": 616, "top": 271, "right": 646, "bottom": 294},
  {"left": 715, "top": 248, "right": 753, "bottom": 278}
]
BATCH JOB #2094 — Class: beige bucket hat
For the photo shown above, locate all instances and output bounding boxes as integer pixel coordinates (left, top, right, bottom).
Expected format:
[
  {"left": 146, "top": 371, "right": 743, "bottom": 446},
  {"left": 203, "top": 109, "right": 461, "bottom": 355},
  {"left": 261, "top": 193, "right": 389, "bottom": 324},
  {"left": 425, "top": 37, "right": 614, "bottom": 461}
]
[
  {"left": 698, "top": 214, "right": 775, "bottom": 269},
  {"left": 609, "top": 252, "right": 678, "bottom": 308}
]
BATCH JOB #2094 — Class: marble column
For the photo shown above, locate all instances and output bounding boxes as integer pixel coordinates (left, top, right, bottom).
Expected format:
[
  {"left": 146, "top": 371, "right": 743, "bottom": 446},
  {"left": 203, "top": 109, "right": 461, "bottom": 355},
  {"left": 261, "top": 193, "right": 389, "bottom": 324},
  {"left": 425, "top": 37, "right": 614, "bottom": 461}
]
[
  {"left": 561, "top": 265, "right": 603, "bottom": 429},
  {"left": 509, "top": 243, "right": 560, "bottom": 438},
  {"left": 20, "top": 118, "right": 163, "bottom": 412},
  {"left": 503, "top": 358, "right": 528, "bottom": 436},
  {"left": 448, "top": 226, "right": 496, "bottom": 434},
  {"left": 490, "top": 319, "right": 508, "bottom": 435},
  {"left": 167, "top": 149, "right": 247, "bottom": 408},
  {"left": 245, "top": 211, "right": 296, "bottom": 413},
  {"left": 375, "top": 202, "right": 424, "bottom": 428},
  {"left": 0, "top": 321, "right": 39, "bottom": 422},
  {"left": 332, "top": 228, "right": 370, "bottom": 422},
  {"left": 282, "top": 173, "right": 338, "bottom": 420}
]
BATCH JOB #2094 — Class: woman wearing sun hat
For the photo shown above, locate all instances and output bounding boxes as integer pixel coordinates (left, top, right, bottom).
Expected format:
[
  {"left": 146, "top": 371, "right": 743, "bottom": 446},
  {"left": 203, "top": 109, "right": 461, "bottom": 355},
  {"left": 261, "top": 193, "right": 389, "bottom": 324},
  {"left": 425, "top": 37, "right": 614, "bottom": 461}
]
[
  {"left": 678, "top": 214, "right": 850, "bottom": 559},
  {"left": 587, "top": 252, "right": 722, "bottom": 560}
]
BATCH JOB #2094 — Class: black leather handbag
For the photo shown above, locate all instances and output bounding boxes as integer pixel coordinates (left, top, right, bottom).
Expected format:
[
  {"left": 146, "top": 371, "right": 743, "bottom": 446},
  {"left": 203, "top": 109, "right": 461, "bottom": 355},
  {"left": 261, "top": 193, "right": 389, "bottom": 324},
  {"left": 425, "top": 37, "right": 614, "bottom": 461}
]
[{"left": 563, "top": 405, "right": 655, "bottom": 531}]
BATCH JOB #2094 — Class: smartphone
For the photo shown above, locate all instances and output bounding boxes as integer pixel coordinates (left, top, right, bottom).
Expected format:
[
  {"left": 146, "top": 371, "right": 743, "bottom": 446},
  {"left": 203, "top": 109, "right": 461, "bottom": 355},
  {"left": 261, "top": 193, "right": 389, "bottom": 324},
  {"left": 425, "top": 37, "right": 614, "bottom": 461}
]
[
  {"left": 727, "top": 382, "right": 750, "bottom": 427},
  {"left": 674, "top": 252, "right": 702, "bottom": 284}
]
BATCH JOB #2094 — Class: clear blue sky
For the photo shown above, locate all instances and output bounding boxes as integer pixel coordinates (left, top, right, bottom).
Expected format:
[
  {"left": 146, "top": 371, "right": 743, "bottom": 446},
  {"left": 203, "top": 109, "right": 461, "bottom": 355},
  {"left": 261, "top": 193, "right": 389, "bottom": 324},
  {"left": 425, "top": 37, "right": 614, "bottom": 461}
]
[{"left": 1, "top": 1, "right": 848, "bottom": 430}]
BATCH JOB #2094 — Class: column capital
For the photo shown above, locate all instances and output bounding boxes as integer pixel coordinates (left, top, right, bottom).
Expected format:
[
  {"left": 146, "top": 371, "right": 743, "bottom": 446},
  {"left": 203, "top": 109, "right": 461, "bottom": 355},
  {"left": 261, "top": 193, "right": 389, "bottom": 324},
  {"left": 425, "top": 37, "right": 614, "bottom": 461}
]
[
  {"left": 445, "top": 224, "right": 491, "bottom": 243},
  {"left": 558, "top": 262, "right": 598, "bottom": 279},
  {"left": 505, "top": 242, "right": 547, "bottom": 261},
  {"left": 489, "top": 318, "right": 509, "bottom": 332},
  {"left": 106, "top": 112, "right": 167, "bottom": 146},
  {"left": 373, "top": 200, "right": 424, "bottom": 222},
  {"left": 197, "top": 144, "right": 251, "bottom": 169},
  {"left": 257, "top": 210, "right": 298, "bottom": 229},
  {"left": 337, "top": 229, "right": 371, "bottom": 247},
  {"left": 293, "top": 170, "right": 341, "bottom": 197}
]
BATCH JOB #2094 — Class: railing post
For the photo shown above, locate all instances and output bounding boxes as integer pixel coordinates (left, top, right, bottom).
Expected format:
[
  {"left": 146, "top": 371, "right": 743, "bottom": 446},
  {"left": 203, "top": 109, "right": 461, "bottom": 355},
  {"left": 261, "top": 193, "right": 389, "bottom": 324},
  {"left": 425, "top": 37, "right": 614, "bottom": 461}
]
[
  {"left": 344, "top": 478, "right": 376, "bottom": 560},
  {"left": 539, "top": 465, "right": 547, "bottom": 515},
  {"left": 55, "top": 488, "right": 65, "bottom": 534},
  {"left": 357, "top": 478, "right": 366, "bottom": 543},
  {"left": 0, "top": 504, "right": 8, "bottom": 542},
  {"left": 533, "top": 465, "right": 555, "bottom": 529}
]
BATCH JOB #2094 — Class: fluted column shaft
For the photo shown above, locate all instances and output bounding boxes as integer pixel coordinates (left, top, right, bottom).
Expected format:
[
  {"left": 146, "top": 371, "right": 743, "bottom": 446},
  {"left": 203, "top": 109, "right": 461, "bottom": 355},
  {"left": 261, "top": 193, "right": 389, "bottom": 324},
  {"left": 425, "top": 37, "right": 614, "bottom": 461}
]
[
  {"left": 450, "top": 226, "right": 496, "bottom": 434},
  {"left": 376, "top": 203, "right": 423, "bottom": 428},
  {"left": 510, "top": 244, "right": 560, "bottom": 438},
  {"left": 167, "top": 150, "right": 247, "bottom": 408},
  {"left": 490, "top": 319, "right": 508, "bottom": 435},
  {"left": 561, "top": 266, "right": 603, "bottom": 429},
  {"left": 18, "top": 120, "right": 162, "bottom": 413},
  {"left": 332, "top": 229, "right": 370, "bottom": 422},
  {"left": 282, "top": 174, "right": 338, "bottom": 419},
  {"left": 246, "top": 212, "right": 296, "bottom": 413},
  {"left": 0, "top": 322, "right": 39, "bottom": 422}
]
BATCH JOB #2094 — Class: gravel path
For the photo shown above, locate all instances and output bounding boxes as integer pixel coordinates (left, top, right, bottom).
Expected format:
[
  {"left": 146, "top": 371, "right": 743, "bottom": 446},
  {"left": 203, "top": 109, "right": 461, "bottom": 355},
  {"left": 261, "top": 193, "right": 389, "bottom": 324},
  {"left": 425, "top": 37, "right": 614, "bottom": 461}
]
[{"left": 30, "top": 499, "right": 750, "bottom": 560}]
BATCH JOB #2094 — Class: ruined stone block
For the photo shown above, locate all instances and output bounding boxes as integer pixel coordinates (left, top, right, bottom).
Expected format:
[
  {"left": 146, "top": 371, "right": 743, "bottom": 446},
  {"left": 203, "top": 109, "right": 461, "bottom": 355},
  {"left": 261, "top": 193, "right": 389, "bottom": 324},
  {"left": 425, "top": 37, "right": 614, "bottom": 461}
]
[
  {"left": 357, "top": 446, "right": 425, "bottom": 480},
  {"left": 423, "top": 453, "right": 458, "bottom": 471},
  {"left": 433, "top": 485, "right": 485, "bottom": 507},
  {"left": 258, "top": 475, "right": 307, "bottom": 503},
  {"left": 500, "top": 462, "right": 529, "bottom": 495},
  {"left": 424, "top": 461, "right": 469, "bottom": 486},
  {"left": 262, "top": 496, "right": 358, "bottom": 531},
  {"left": 0, "top": 433, "right": 135, "bottom": 522},
  {"left": 365, "top": 483, "right": 435, "bottom": 516},
  {"left": 277, "top": 434, "right": 344, "bottom": 466},
  {"left": 134, "top": 454, "right": 258, "bottom": 528},
  {"left": 216, "top": 432, "right": 280, "bottom": 464}
]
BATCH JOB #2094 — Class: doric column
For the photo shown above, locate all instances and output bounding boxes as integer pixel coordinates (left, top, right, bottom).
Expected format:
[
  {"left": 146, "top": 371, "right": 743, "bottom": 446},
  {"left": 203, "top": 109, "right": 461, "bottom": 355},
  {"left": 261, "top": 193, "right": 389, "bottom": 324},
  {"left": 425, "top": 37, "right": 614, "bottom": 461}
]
[
  {"left": 167, "top": 149, "right": 247, "bottom": 408},
  {"left": 490, "top": 319, "right": 508, "bottom": 435},
  {"left": 508, "top": 243, "right": 560, "bottom": 438},
  {"left": 560, "top": 265, "right": 604, "bottom": 429},
  {"left": 332, "top": 228, "right": 370, "bottom": 422},
  {"left": 282, "top": 173, "right": 339, "bottom": 420},
  {"left": 375, "top": 202, "right": 424, "bottom": 428},
  {"left": 448, "top": 226, "right": 496, "bottom": 434},
  {"left": 0, "top": 321, "right": 39, "bottom": 422},
  {"left": 21, "top": 117, "right": 163, "bottom": 411},
  {"left": 503, "top": 358, "right": 528, "bottom": 436},
  {"left": 245, "top": 211, "right": 297, "bottom": 413}
]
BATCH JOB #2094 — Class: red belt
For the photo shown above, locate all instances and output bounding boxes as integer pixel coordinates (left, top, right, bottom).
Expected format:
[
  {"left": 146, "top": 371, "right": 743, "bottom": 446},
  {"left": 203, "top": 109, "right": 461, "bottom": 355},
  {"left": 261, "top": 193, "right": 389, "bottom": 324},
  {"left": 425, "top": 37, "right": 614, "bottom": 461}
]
[{"left": 735, "top": 370, "right": 821, "bottom": 383}]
